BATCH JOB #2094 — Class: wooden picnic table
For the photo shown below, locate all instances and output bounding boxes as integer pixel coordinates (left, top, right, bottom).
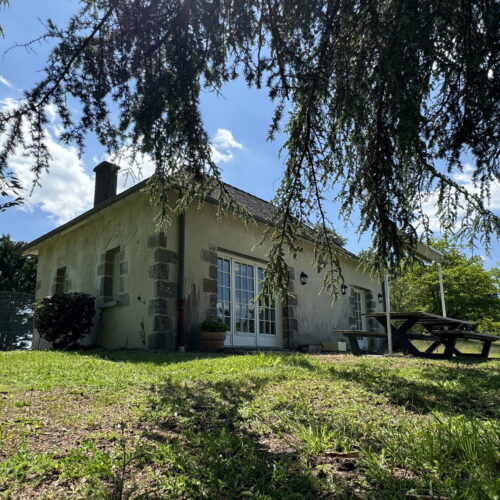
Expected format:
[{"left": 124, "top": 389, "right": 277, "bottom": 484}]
[{"left": 338, "top": 312, "right": 498, "bottom": 359}]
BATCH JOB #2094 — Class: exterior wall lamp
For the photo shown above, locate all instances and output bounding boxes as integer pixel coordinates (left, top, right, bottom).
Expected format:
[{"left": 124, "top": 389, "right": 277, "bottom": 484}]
[
  {"left": 340, "top": 283, "right": 348, "bottom": 295},
  {"left": 378, "top": 292, "right": 384, "bottom": 304},
  {"left": 300, "top": 272, "right": 309, "bottom": 285}
]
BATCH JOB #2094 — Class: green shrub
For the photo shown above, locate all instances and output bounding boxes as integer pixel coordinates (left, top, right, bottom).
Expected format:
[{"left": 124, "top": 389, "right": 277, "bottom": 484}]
[
  {"left": 200, "top": 320, "right": 229, "bottom": 332},
  {"left": 34, "top": 293, "right": 96, "bottom": 349}
]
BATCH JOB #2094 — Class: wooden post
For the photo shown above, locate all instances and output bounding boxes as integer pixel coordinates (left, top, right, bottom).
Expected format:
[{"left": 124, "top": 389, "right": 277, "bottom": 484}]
[
  {"left": 481, "top": 341, "right": 492, "bottom": 358},
  {"left": 348, "top": 336, "right": 361, "bottom": 356},
  {"left": 384, "top": 270, "right": 393, "bottom": 354},
  {"left": 437, "top": 263, "right": 447, "bottom": 318}
]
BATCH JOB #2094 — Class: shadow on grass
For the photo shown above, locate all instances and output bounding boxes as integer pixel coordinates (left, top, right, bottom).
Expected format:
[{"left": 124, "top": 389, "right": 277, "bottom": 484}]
[
  {"left": 76, "top": 349, "right": 224, "bottom": 365},
  {"left": 328, "top": 360, "right": 500, "bottom": 418},
  {"left": 143, "top": 369, "right": 429, "bottom": 499},
  {"left": 146, "top": 375, "right": 348, "bottom": 498}
]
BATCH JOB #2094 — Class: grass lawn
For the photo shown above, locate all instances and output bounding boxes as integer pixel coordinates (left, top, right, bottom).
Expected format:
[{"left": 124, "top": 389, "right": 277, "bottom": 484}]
[{"left": 0, "top": 351, "right": 498, "bottom": 499}]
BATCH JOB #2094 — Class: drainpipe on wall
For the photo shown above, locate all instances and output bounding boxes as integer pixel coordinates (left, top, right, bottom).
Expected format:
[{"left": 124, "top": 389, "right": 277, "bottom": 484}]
[{"left": 177, "top": 211, "right": 186, "bottom": 352}]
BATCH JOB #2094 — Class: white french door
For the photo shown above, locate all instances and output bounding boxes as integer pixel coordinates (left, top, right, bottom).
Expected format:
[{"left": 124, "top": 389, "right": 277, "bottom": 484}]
[
  {"left": 353, "top": 288, "right": 368, "bottom": 349},
  {"left": 217, "top": 255, "right": 280, "bottom": 347}
]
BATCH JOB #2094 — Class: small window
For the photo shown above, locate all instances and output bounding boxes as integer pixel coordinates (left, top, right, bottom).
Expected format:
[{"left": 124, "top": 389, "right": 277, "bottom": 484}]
[
  {"left": 102, "top": 247, "right": 120, "bottom": 302},
  {"left": 55, "top": 267, "right": 66, "bottom": 295}
]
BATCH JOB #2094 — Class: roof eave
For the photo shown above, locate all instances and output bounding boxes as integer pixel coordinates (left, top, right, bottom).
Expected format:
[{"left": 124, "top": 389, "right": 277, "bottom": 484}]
[
  {"left": 22, "top": 179, "right": 149, "bottom": 255},
  {"left": 22, "top": 178, "right": 359, "bottom": 262}
]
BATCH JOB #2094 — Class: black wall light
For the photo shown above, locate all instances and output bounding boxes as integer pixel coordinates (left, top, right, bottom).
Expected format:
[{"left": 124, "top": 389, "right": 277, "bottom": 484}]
[
  {"left": 340, "top": 283, "right": 348, "bottom": 295},
  {"left": 300, "top": 272, "right": 309, "bottom": 285},
  {"left": 378, "top": 292, "right": 384, "bottom": 304}
]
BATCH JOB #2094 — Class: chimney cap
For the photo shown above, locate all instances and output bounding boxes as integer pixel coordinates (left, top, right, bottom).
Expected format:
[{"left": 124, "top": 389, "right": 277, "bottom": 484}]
[{"left": 93, "top": 161, "right": 120, "bottom": 173}]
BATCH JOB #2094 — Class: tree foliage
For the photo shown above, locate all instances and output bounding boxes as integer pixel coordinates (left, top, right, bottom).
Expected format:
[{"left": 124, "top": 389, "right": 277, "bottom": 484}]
[
  {"left": 0, "top": 0, "right": 499, "bottom": 296},
  {"left": 0, "top": 0, "right": 8, "bottom": 38},
  {"left": 0, "top": 234, "right": 37, "bottom": 293},
  {"left": 391, "top": 240, "right": 500, "bottom": 333},
  {"left": 0, "top": 234, "right": 36, "bottom": 350}
]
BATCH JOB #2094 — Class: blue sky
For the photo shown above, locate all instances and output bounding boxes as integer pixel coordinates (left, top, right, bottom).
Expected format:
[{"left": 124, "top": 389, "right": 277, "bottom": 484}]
[{"left": 0, "top": 0, "right": 498, "bottom": 268}]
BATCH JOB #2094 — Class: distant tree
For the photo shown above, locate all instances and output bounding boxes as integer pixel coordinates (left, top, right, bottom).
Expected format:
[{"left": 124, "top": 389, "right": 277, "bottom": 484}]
[
  {"left": 391, "top": 240, "right": 500, "bottom": 333},
  {"left": 0, "top": 234, "right": 36, "bottom": 349},
  {"left": 0, "top": 234, "right": 37, "bottom": 293},
  {"left": 0, "top": 1, "right": 498, "bottom": 296}
]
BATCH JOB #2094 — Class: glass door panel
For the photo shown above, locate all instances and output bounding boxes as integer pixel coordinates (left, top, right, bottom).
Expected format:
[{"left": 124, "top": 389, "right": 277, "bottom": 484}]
[
  {"left": 234, "top": 262, "right": 255, "bottom": 334},
  {"left": 217, "top": 257, "right": 231, "bottom": 346},
  {"left": 353, "top": 289, "right": 367, "bottom": 349},
  {"left": 217, "top": 256, "right": 279, "bottom": 347},
  {"left": 257, "top": 267, "right": 276, "bottom": 336}
]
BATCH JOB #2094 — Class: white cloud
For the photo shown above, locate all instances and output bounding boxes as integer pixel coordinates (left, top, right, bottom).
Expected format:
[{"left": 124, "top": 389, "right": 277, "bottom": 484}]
[
  {"left": 213, "top": 128, "right": 242, "bottom": 151},
  {"left": 419, "top": 163, "right": 500, "bottom": 233},
  {"left": 2, "top": 107, "right": 244, "bottom": 225},
  {"left": 109, "top": 127, "right": 243, "bottom": 191},
  {"left": 211, "top": 128, "right": 242, "bottom": 163},
  {"left": 0, "top": 75, "right": 13, "bottom": 89},
  {"left": 11, "top": 144, "right": 94, "bottom": 224},
  {"left": 1, "top": 98, "right": 94, "bottom": 224}
]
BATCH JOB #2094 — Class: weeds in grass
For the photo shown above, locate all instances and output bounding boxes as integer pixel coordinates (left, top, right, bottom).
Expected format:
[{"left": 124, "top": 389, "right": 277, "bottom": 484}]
[
  {"left": 252, "top": 399, "right": 344, "bottom": 456},
  {"left": 0, "top": 351, "right": 498, "bottom": 499},
  {"left": 361, "top": 413, "right": 500, "bottom": 499}
]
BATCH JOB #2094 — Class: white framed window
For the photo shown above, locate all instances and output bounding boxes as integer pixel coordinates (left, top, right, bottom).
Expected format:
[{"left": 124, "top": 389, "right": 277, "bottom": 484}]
[
  {"left": 257, "top": 267, "right": 276, "bottom": 335},
  {"left": 234, "top": 261, "right": 256, "bottom": 333},
  {"left": 217, "top": 257, "right": 231, "bottom": 329}
]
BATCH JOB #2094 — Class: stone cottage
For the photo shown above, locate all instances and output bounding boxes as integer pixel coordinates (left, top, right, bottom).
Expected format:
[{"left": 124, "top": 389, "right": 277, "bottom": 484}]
[{"left": 24, "top": 161, "right": 385, "bottom": 351}]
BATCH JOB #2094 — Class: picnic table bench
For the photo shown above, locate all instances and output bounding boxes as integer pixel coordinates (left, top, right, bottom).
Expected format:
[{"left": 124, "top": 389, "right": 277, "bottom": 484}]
[
  {"left": 427, "top": 330, "right": 500, "bottom": 358},
  {"left": 335, "top": 330, "right": 441, "bottom": 356},
  {"left": 335, "top": 312, "right": 499, "bottom": 359}
]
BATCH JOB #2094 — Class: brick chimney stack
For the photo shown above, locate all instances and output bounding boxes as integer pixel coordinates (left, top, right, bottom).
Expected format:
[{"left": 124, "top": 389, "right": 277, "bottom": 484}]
[{"left": 93, "top": 161, "right": 120, "bottom": 207}]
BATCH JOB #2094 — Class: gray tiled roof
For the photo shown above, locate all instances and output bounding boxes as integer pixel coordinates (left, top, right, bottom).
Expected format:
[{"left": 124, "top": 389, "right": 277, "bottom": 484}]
[
  {"left": 210, "top": 183, "right": 357, "bottom": 260},
  {"left": 24, "top": 177, "right": 357, "bottom": 260},
  {"left": 209, "top": 183, "right": 279, "bottom": 224}
]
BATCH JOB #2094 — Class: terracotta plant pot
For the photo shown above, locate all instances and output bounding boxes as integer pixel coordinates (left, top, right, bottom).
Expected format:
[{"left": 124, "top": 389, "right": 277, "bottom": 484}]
[{"left": 202, "top": 331, "right": 226, "bottom": 352}]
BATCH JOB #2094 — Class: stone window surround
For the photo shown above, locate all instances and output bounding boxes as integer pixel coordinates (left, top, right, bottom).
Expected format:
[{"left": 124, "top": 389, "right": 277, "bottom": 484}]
[{"left": 97, "top": 246, "right": 129, "bottom": 307}]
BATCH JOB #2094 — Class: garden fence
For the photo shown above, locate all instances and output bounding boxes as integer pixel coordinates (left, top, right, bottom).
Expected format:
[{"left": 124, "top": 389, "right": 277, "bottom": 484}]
[{"left": 0, "top": 291, "right": 34, "bottom": 350}]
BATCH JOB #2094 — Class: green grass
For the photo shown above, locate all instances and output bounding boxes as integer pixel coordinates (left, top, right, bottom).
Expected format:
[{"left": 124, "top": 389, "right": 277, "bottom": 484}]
[{"left": 0, "top": 351, "right": 498, "bottom": 499}]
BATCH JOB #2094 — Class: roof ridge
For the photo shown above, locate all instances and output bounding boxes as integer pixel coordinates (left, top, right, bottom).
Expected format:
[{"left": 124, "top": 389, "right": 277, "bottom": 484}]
[
  {"left": 223, "top": 181, "right": 276, "bottom": 207},
  {"left": 24, "top": 174, "right": 358, "bottom": 261}
]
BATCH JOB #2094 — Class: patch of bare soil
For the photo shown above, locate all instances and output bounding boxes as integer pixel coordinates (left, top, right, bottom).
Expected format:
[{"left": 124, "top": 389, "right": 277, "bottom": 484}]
[
  {"left": 11, "top": 462, "right": 165, "bottom": 500},
  {"left": 1, "top": 388, "right": 136, "bottom": 457},
  {"left": 1, "top": 389, "right": 174, "bottom": 499},
  {"left": 256, "top": 433, "right": 296, "bottom": 455}
]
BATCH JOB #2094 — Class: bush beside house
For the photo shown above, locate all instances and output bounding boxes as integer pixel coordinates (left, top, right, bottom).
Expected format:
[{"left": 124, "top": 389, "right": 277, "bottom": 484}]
[{"left": 34, "top": 293, "right": 96, "bottom": 349}]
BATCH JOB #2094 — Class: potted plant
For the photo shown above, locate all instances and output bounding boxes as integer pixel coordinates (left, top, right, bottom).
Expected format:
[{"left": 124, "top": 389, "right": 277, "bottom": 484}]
[{"left": 201, "top": 319, "right": 229, "bottom": 351}]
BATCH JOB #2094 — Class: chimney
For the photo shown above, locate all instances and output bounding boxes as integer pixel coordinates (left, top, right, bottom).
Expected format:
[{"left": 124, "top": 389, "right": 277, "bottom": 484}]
[{"left": 93, "top": 161, "right": 120, "bottom": 207}]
